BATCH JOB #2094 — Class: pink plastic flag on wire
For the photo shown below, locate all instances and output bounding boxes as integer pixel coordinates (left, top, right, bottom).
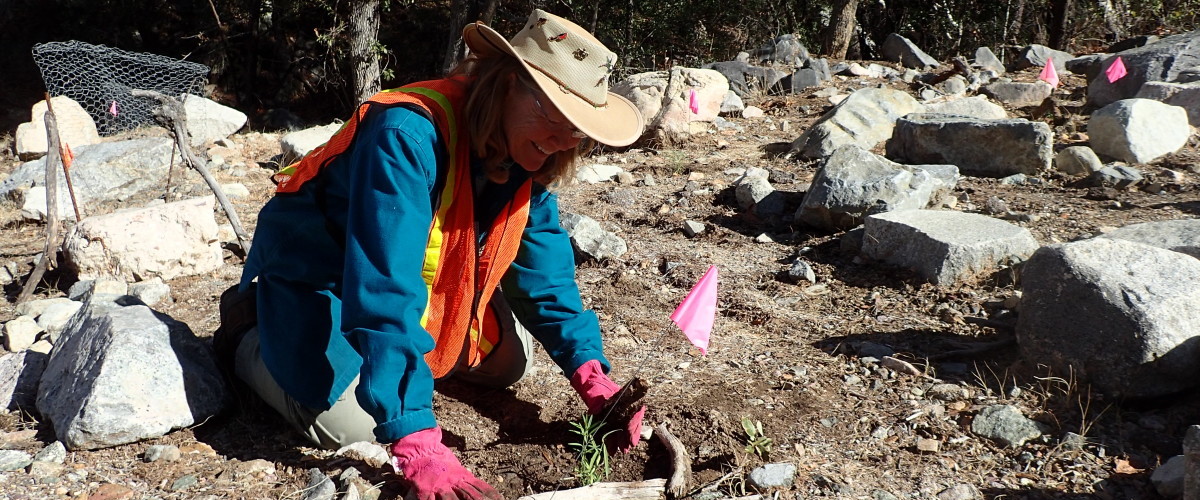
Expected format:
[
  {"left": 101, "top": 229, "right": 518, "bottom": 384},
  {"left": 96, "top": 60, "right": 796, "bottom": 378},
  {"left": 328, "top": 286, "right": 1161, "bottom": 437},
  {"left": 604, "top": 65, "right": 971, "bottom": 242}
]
[
  {"left": 688, "top": 89, "right": 699, "bottom": 114},
  {"left": 1039, "top": 58, "right": 1060, "bottom": 88},
  {"left": 1106, "top": 56, "right": 1128, "bottom": 83},
  {"left": 670, "top": 265, "right": 718, "bottom": 355},
  {"left": 108, "top": 100, "right": 118, "bottom": 116}
]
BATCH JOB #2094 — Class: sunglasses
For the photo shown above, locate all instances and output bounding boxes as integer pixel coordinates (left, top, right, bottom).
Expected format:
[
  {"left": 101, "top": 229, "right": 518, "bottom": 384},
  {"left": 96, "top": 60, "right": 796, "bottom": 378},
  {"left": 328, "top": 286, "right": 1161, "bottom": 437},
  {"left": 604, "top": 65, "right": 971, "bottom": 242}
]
[{"left": 524, "top": 82, "right": 588, "bottom": 139}]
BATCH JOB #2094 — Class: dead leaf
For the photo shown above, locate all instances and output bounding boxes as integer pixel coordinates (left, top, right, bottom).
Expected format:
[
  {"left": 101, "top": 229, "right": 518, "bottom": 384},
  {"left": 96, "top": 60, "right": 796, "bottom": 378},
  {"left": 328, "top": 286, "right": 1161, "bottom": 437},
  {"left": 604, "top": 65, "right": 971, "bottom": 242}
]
[{"left": 1114, "top": 458, "right": 1144, "bottom": 474}]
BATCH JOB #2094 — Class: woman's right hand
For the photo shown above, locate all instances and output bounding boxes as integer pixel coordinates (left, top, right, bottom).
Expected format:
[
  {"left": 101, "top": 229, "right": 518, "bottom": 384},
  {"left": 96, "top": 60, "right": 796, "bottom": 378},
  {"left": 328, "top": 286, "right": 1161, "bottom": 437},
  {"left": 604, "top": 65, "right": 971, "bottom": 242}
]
[{"left": 391, "top": 427, "right": 504, "bottom": 500}]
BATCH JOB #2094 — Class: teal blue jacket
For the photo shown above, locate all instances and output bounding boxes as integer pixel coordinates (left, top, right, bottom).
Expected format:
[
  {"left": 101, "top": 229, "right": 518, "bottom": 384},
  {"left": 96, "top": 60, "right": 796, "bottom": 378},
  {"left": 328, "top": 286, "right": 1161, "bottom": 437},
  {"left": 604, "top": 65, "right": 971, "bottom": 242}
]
[{"left": 240, "top": 104, "right": 608, "bottom": 443}]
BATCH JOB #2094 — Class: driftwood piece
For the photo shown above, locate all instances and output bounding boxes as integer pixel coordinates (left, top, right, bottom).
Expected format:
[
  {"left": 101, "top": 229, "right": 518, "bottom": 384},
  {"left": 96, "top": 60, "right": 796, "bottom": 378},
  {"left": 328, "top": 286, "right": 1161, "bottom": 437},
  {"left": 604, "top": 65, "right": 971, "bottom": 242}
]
[
  {"left": 654, "top": 423, "right": 691, "bottom": 498},
  {"left": 18, "top": 98, "right": 64, "bottom": 304},
  {"left": 516, "top": 479, "right": 666, "bottom": 500},
  {"left": 130, "top": 89, "right": 252, "bottom": 256}
]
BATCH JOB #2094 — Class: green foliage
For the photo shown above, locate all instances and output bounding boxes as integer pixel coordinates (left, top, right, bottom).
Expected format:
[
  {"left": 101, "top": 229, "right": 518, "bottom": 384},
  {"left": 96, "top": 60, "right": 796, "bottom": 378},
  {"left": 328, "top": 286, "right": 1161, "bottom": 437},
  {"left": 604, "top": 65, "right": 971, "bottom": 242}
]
[
  {"left": 568, "top": 414, "right": 617, "bottom": 486},
  {"left": 740, "top": 417, "right": 773, "bottom": 458}
]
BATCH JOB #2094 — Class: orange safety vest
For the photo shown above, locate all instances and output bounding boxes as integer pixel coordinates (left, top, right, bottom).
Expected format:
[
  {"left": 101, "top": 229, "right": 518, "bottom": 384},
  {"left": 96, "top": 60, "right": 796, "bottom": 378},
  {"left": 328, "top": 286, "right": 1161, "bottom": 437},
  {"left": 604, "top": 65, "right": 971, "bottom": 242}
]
[{"left": 273, "top": 78, "right": 533, "bottom": 378}]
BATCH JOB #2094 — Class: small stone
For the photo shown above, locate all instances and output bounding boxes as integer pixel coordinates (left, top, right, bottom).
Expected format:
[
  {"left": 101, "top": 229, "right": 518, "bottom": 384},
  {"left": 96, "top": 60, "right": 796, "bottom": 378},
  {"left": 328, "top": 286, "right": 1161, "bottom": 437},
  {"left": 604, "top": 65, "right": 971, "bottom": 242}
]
[
  {"left": 33, "top": 441, "right": 67, "bottom": 464},
  {"left": 881, "top": 356, "right": 922, "bottom": 376},
  {"left": 643, "top": 174, "right": 657, "bottom": 186},
  {"left": 29, "top": 461, "right": 67, "bottom": 483},
  {"left": 335, "top": 441, "right": 389, "bottom": 468},
  {"left": 983, "top": 196, "right": 1008, "bottom": 215},
  {"left": 1061, "top": 432, "right": 1087, "bottom": 451},
  {"left": 0, "top": 449, "right": 33, "bottom": 471},
  {"left": 4, "top": 316, "right": 42, "bottom": 351},
  {"left": 971, "top": 404, "right": 1047, "bottom": 447},
  {"left": 219, "top": 183, "right": 251, "bottom": 199},
  {"left": 787, "top": 259, "right": 817, "bottom": 284},
  {"left": 927, "top": 383, "right": 971, "bottom": 402},
  {"left": 144, "top": 444, "right": 182, "bottom": 463},
  {"left": 682, "top": 220, "right": 706, "bottom": 238},
  {"left": 748, "top": 462, "right": 796, "bottom": 489},
  {"left": 916, "top": 437, "right": 940, "bottom": 453},
  {"left": 873, "top": 490, "right": 900, "bottom": 500},
  {"left": 301, "top": 468, "right": 336, "bottom": 500},
  {"left": 87, "top": 483, "right": 134, "bottom": 500},
  {"left": 686, "top": 172, "right": 706, "bottom": 182},
  {"left": 1151, "top": 455, "right": 1186, "bottom": 499},
  {"left": 28, "top": 340, "right": 53, "bottom": 354},
  {"left": 170, "top": 474, "right": 198, "bottom": 491},
  {"left": 754, "top": 233, "right": 775, "bottom": 243},
  {"left": 742, "top": 106, "right": 765, "bottom": 119},
  {"left": 234, "top": 459, "right": 276, "bottom": 480},
  {"left": 128, "top": 279, "right": 171, "bottom": 307}
]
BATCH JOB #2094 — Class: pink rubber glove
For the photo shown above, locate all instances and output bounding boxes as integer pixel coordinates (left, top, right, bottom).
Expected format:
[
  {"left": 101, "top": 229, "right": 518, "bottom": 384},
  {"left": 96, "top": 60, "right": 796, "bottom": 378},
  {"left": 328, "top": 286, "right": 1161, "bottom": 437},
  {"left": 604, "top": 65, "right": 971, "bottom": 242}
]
[
  {"left": 569, "top": 360, "right": 647, "bottom": 452},
  {"left": 390, "top": 427, "right": 504, "bottom": 500}
]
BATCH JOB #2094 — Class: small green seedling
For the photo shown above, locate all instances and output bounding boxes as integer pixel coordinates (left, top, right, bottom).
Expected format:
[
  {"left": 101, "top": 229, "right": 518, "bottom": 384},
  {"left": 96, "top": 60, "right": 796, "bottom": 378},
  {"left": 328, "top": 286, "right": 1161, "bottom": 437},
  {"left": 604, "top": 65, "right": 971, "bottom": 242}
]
[
  {"left": 741, "top": 417, "right": 773, "bottom": 458},
  {"left": 568, "top": 414, "right": 617, "bottom": 486}
]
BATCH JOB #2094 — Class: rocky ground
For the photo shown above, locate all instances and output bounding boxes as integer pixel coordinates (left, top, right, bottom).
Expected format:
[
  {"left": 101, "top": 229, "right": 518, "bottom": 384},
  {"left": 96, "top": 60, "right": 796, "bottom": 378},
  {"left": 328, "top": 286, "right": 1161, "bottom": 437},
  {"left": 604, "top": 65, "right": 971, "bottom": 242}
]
[{"left": 1, "top": 63, "right": 1199, "bottom": 500}]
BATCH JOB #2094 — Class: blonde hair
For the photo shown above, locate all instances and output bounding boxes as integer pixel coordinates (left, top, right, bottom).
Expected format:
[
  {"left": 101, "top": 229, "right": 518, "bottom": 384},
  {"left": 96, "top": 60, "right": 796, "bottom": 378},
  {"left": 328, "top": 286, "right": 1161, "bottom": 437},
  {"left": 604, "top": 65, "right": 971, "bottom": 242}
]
[{"left": 450, "top": 55, "right": 589, "bottom": 187}]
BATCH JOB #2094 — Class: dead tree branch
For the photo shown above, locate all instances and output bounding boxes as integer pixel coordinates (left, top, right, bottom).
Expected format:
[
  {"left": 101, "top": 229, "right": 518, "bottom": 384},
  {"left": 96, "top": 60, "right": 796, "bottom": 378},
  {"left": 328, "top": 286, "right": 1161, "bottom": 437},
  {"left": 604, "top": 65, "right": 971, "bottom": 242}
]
[
  {"left": 18, "top": 99, "right": 65, "bottom": 304},
  {"left": 655, "top": 423, "right": 692, "bottom": 498},
  {"left": 130, "top": 89, "right": 252, "bottom": 256}
]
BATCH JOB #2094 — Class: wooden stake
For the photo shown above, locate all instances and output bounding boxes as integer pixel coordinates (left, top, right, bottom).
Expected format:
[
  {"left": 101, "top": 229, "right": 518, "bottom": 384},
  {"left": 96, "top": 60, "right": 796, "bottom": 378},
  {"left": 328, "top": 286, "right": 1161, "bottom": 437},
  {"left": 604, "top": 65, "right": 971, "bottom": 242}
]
[
  {"left": 44, "top": 95, "right": 83, "bottom": 222},
  {"left": 131, "top": 89, "right": 252, "bottom": 256}
]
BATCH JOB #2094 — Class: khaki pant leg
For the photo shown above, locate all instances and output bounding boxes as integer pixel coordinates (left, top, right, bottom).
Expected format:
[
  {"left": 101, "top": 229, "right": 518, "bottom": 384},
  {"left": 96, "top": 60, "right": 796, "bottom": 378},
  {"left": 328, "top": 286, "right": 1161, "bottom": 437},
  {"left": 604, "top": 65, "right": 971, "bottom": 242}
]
[
  {"left": 452, "top": 294, "right": 535, "bottom": 388},
  {"left": 234, "top": 327, "right": 379, "bottom": 449}
]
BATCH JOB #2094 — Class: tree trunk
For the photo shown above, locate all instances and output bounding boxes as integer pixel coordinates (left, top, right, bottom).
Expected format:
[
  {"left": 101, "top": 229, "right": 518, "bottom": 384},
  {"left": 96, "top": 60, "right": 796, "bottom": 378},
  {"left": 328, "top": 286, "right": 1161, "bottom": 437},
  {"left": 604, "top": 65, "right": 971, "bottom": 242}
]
[
  {"left": 823, "top": 0, "right": 862, "bottom": 59},
  {"left": 348, "top": 0, "right": 382, "bottom": 104},
  {"left": 1009, "top": 0, "right": 1028, "bottom": 45},
  {"left": 1098, "top": 0, "right": 1125, "bottom": 41},
  {"left": 442, "top": 0, "right": 471, "bottom": 73},
  {"left": 1047, "top": 0, "right": 1073, "bottom": 49}
]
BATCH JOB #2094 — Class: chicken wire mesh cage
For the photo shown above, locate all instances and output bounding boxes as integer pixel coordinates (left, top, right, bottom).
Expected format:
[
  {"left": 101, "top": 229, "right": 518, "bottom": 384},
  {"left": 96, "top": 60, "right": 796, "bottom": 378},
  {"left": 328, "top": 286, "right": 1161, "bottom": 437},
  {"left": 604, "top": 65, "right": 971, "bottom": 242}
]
[{"left": 32, "top": 40, "right": 209, "bottom": 136}]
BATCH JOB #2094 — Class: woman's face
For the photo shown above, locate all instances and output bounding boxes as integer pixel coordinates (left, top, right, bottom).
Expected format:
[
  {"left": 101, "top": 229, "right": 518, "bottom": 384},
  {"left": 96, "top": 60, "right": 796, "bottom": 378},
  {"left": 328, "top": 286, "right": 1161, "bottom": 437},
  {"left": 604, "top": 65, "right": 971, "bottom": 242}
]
[{"left": 503, "top": 78, "right": 585, "bottom": 172}]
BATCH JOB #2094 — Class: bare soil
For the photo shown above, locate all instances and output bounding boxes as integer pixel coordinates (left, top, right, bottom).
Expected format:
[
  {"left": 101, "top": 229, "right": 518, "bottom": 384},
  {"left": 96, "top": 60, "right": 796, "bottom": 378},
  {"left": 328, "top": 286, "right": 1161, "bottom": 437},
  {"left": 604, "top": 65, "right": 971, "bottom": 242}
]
[{"left": 2, "top": 65, "right": 1200, "bottom": 500}]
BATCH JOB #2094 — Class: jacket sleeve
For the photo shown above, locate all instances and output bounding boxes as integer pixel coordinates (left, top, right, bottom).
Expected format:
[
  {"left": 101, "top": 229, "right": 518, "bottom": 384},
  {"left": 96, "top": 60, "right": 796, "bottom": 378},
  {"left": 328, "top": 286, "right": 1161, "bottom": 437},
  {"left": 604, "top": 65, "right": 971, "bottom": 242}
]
[
  {"left": 501, "top": 186, "right": 611, "bottom": 376},
  {"left": 339, "top": 106, "right": 442, "bottom": 443}
]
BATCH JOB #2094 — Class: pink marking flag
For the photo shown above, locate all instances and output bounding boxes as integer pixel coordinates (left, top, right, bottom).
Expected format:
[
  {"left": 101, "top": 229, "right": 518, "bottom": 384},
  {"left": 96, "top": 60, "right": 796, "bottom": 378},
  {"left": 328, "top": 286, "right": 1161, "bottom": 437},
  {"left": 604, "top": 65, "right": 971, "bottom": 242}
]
[
  {"left": 688, "top": 89, "right": 699, "bottom": 114},
  {"left": 108, "top": 100, "right": 118, "bottom": 116},
  {"left": 1106, "top": 56, "right": 1128, "bottom": 83},
  {"left": 1039, "top": 58, "right": 1060, "bottom": 88},
  {"left": 670, "top": 265, "right": 717, "bottom": 355}
]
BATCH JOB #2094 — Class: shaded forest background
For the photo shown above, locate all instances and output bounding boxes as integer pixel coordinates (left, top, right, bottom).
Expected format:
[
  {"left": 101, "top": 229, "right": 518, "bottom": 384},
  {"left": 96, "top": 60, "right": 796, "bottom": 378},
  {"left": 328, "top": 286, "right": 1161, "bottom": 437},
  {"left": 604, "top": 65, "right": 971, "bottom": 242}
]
[{"left": 2, "top": 0, "right": 1199, "bottom": 134}]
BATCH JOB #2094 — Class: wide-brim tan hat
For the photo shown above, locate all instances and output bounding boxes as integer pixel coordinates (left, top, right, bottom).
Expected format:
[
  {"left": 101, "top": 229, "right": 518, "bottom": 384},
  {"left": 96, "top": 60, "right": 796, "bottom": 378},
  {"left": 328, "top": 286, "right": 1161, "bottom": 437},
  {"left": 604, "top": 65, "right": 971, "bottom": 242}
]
[{"left": 463, "top": 9, "right": 644, "bottom": 147}]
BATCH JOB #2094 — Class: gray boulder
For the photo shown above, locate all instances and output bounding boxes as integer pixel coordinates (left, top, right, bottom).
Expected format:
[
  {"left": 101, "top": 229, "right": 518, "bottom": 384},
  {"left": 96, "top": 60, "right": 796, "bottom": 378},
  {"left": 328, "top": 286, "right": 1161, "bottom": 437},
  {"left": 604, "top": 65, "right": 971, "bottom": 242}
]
[
  {"left": 0, "top": 138, "right": 177, "bottom": 206},
  {"left": 790, "top": 88, "right": 923, "bottom": 159},
  {"left": 751, "top": 34, "right": 809, "bottom": 66},
  {"left": 280, "top": 123, "right": 341, "bottom": 166},
  {"left": 1017, "top": 238, "right": 1200, "bottom": 399},
  {"left": 182, "top": 95, "right": 247, "bottom": 147},
  {"left": 981, "top": 81, "right": 1053, "bottom": 107},
  {"left": 1088, "top": 98, "right": 1190, "bottom": 164},
  {"left": 973, "top": 46, "right": 1005, "bottom": 75},
  {"left": 1086, "top": 164, "right": 1144, "bottom": 189},
  {"left": 1066, "top": 53, "right": 1107, "bottom": 80},
  {"left": 1054, "top": 146, "right": 1104, "bottom": 176},
  {"left": 886, "top": 114, "right": 1053, "bottom": 178},
  {"left": 797, "top": 146, "right": 958, "bottom": 232},
  {"left": 0, "top": 350, "right": 48, "bottom": 413},
  {"left": 1099, "top": 219, "right": 1200, "bottom": 259},
  {"left": 1012, "top": 44, "right": 1074, "bottom": 73},
  {"left": 861, "top": 210, "right": 1039, "bottom": 285},
  {"left": 881, "top": 33, "right": 939, "bottom": 69},
  {"left": 703, "top": 60, "right": 787, "bottom": 98},
  {"left": 1088, "top": 31, "right": 1200, "bottom": 107},
  {"left": 1109, "top": 35, "right": 1160, "bottom": 53},
  {"left": 36, "top": 297, "right": 227, "bottom": 450},
  {"left": 923, "top": 95, "right": 1008, "bottom": 120},
  {"left": 1136, "top": 81, "right": 1200, "bottom": 126}
]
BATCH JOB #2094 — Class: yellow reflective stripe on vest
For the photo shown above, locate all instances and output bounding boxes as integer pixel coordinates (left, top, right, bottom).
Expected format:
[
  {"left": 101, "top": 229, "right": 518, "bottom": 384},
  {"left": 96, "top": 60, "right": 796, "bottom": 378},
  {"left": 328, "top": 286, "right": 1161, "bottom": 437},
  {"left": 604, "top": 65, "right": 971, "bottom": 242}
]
[{"left": 395, "top": 87, "right": 459, "bottom": 331}]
